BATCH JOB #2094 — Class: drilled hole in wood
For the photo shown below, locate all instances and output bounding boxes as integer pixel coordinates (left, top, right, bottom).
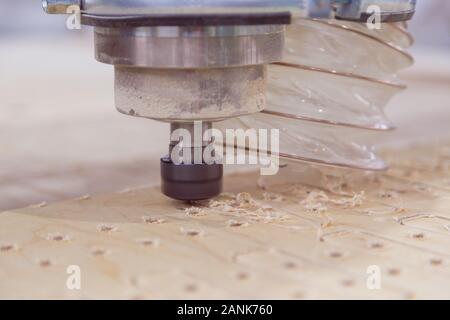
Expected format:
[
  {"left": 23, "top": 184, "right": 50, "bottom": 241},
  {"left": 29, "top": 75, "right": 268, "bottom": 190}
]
[
  {"left": 430, "top": 258, "right": 443, "bottom": 266},
  {"left": 341, "top": 279, "right": 355, "bottom": 287},
  {"left": 0, "top": 244, "right": 16, "bottom": 252},
  {"left": 180, "top": 228, "right": 204, "bottom": 237},
  {"left": 370, "top": 242, "right": 384, "bottom": 249},
  {"left": 236, "top": 272, "right": 250, "bottom": 280},
  {"left": 137, "top": 239, "right": 160, "bottom": 247},
  {"left": 388, "top": 268, "right": 401, "bottom": 276},
  {"left": 412, "top": 232, "right": 425, "bottom": 239},
  {"left": 39, "top": 259, "right": 52, "bottom": 268},
  {"left": 47, "top": 233, "right": 71, "bottom": 242},
  {"left": 227, "top": 220, "right": 248, "bottom": 228},
  {"left": 329, "top": 251, "right": 342, "bottom": 258},
  {"left": 91, "top": 247, "right": 109, "bottom": 256},
  {"left": 284, "top": 261, "right": 297, "bottom": 269},
  {"left": 184, "top": 284, "right": 198, "bottom": 293}
]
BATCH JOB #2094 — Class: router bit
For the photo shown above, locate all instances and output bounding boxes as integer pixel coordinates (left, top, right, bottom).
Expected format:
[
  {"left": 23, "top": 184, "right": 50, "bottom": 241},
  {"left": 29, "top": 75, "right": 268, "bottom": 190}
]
[{"left": 42, "top": 0, "right": 417, "bottom": 201}]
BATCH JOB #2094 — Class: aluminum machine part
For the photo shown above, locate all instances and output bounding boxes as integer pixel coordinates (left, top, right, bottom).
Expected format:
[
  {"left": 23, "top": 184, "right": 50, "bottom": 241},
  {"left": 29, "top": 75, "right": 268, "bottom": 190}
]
[{"left": 42, "top": 0, "right": 417, "bottom": 201}]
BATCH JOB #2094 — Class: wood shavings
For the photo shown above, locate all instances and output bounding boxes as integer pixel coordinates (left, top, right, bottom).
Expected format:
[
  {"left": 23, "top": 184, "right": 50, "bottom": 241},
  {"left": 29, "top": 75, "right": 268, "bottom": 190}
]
[
  {"left": 209, "top": 192, "right": 289, "bottom": 223},
  {"left": 301, "top": 190, "right": 328, "bottom": 213},
  {"left": 305, "top": 190, "right": 329, "bottom": 201},
  {"left": 321, "top": 174, "right": 351, "bottom": 195},
  {"left": 142, "top": 216, "right": 166, "bottom": 224},
  {"left": 329, "top": 191, "right": 365, "bottom": 208},
  {"left": 236, "top": 193, "right": 256, "bottom": 207},
  {"left": 185, "top": 207, "right": 206, "bottom": 216},
  {"left": 220, "top": 192, "right": 236, "bottom": 198},
  {"left": 187, "top": 200, "right": 208, "bottom": 207},
  {"left": 300, "top": 189, "right": 364, "bottom": 213},
  {"left": 262, "top": 192, "right": 284, "bottom": 202},
  {"left": 319, "top": 213, "right": 333, "bottom": 229},
  {"left": 319, "top": 169, "right": 378, "bottom": 195},
  {"left": 207, "top": 193, "right": 239, "bottom": 211},
  {"left": 303, "top": 202, "right": 328, "bottom": 214},
  {"left": 97, "top": 223, "right": 118, "bottom": 233},
  {"left": 208, "top": 198, "right": 239, "bottom": 213},
  {"left": 252, "top": 207, "right": 289, "bottom": 223},
  {"left": 377, "top": 190, "right": 400, "bottom": 199},
  {"left": 314, "top": 214, "right": 334, "bottom": 241}
]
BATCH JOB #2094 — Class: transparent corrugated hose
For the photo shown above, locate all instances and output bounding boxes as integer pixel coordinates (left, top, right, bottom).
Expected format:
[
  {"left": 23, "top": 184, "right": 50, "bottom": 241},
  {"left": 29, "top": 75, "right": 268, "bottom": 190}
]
[{"left": 218, "top": 19, "right": 414, "bottom": 171}]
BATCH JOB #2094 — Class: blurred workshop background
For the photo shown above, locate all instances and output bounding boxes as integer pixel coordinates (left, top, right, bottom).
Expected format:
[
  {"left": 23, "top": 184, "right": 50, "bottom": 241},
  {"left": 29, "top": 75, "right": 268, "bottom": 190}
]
[{"left": 0, "top": 1, "right": 449, "bottom": 210}]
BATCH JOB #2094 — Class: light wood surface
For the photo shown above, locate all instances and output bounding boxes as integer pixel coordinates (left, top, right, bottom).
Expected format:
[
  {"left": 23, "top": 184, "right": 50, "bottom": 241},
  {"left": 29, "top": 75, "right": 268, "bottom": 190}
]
[
  {"left": 1, "top": 142, "right": 450, "bottom": 299},
  {"left": 1, "top": 38, "right": 450, "bottom": 299}
]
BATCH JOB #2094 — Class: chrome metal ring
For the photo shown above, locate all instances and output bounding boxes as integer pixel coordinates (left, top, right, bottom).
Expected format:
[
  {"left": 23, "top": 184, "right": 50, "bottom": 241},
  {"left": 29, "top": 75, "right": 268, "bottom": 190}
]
[{"left": 94, "top": 25, "right": 285, "bottom": 68}]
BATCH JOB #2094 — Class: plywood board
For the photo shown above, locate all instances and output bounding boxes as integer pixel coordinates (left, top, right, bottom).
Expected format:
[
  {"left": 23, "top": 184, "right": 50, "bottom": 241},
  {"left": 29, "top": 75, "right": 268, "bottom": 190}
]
[{"left": 1, "top": 142, "right": 450, "bottom": 299}]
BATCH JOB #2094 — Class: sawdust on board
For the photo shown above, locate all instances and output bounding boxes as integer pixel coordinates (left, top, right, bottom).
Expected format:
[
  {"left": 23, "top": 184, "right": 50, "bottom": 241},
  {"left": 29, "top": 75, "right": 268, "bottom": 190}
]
[
  {"left": 185, "top": 207, "right": 206, "bottom": 216},
  {"left": 296, "top": 188, "right": 365, "bottom": 213},
  {"left": 206, "top": 192, "right": 289, "bottom": 224}
]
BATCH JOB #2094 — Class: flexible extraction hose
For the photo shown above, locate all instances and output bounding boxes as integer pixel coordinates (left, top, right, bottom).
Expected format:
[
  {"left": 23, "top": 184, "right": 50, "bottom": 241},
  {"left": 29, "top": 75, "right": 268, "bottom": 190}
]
[{"left": 218, "top": 18, "right": 413, "bottom": 171}]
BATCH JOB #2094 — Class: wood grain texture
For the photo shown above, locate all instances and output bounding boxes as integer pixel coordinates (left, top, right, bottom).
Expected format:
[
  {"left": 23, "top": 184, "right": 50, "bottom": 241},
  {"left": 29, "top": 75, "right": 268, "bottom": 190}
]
[{"left": 1, "top": 142, "right": 450, "bottom": 300}]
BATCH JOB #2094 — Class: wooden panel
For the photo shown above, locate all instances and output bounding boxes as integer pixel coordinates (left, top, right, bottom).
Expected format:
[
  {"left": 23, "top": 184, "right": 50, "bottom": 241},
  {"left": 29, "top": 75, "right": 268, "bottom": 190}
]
[{"left": 1, "top": 142, "right": 450, "bottom": 299}]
